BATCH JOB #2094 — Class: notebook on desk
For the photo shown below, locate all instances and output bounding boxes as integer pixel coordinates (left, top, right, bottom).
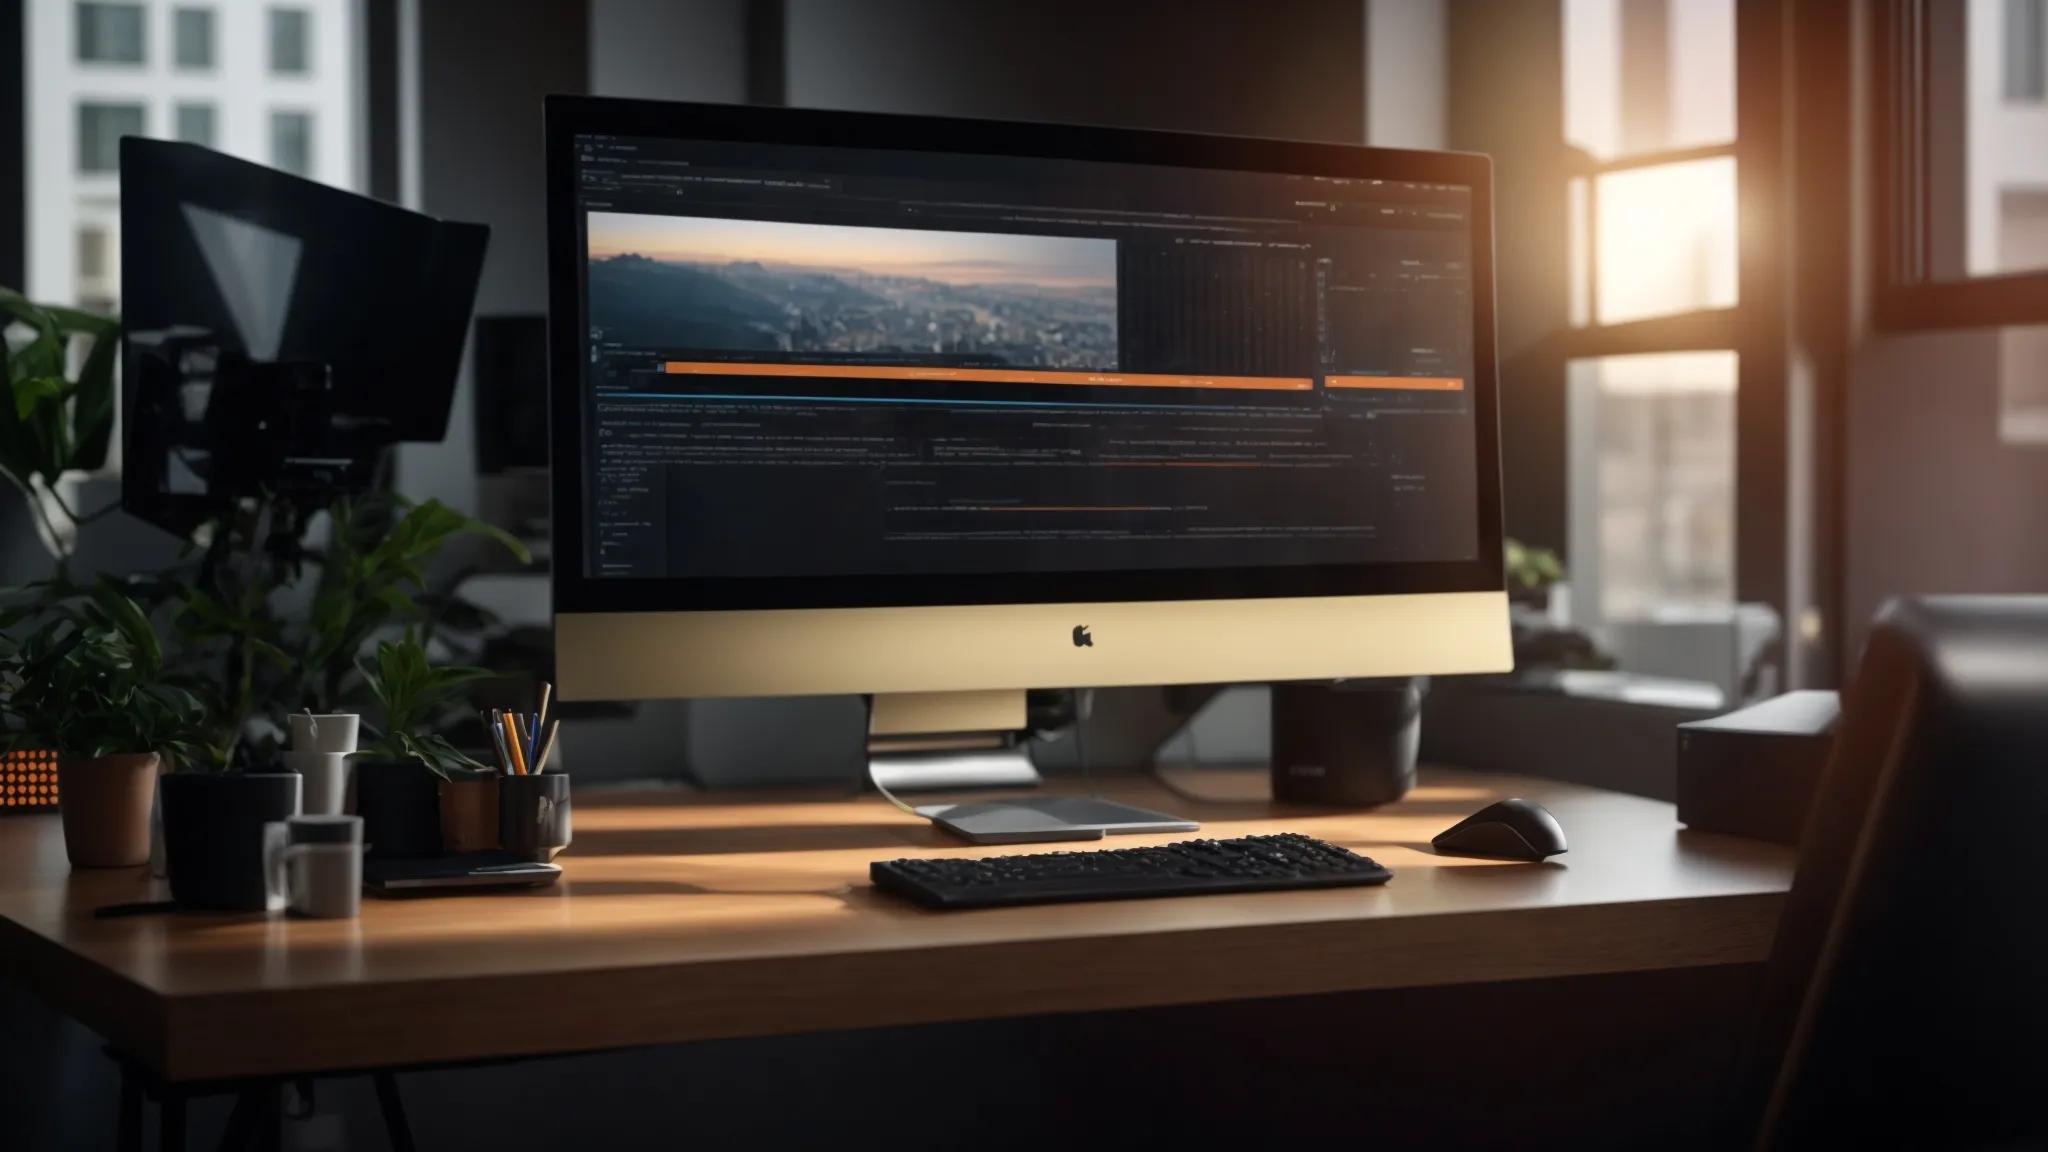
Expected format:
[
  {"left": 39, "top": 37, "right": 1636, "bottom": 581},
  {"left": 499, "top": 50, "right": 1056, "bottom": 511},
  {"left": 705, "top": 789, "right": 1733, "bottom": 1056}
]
[{"left": 363, "top": 852, "right": 561, "bottom": 894}]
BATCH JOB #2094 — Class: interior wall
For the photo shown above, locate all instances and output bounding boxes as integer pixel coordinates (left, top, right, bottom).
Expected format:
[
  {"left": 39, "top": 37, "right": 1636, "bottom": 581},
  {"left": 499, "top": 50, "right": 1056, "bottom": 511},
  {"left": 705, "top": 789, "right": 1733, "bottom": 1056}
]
[
  {"left": 590, "top": 0, "right": 748, "bottom": 103},
  {"left": 1447, "top": 0, "right": 1570, "bottom": 554},
  {"left": 396, "top": 0, "right": 590, "bottom": 520},
  {"left": 1845, "top": 326, "right": 2048, "bottom": 659},
  {"left": 786, "top": 0, "right": 1366, "bottom": 142}
]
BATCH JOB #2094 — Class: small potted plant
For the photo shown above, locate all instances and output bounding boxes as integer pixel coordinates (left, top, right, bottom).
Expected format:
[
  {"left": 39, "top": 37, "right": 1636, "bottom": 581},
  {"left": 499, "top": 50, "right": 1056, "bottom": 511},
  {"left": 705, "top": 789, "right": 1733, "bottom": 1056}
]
[
  {"left": 153, "top": 671, "right": 306, "bottom": 907},
  {"left": 0, "top": 581, "right": 199, "bottom": 868},
  {"left": 352, "top": 633, "right": 495, "bottom": 857},
  {"left": 1505, "top": 538, "right": 1566, "bottom": 613}
]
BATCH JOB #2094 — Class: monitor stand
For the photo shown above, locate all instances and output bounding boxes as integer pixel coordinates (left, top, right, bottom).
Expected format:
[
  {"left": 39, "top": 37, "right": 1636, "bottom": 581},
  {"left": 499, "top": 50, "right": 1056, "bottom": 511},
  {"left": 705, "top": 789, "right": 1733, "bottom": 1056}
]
[{"left": 868, "top": 690, "right": 1198, "bottom": 845}]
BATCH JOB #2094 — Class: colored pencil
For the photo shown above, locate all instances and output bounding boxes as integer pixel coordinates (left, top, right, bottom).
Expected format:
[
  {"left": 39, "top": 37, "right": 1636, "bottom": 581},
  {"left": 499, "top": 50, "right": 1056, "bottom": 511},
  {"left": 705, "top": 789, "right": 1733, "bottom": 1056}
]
[
  {"left": 531, "top": 718, "right": 560, "bottom": 775},
  {"left": 503, "top": 712, "right": 529, "bottom": 775}
]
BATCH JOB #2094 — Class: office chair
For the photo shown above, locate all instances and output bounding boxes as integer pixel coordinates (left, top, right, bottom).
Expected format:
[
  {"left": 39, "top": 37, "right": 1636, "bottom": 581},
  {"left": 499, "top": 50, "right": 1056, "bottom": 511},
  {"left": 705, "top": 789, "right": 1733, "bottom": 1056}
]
[{"left": 1740, "top": 597, "right": 2048, "bottom": 1150}]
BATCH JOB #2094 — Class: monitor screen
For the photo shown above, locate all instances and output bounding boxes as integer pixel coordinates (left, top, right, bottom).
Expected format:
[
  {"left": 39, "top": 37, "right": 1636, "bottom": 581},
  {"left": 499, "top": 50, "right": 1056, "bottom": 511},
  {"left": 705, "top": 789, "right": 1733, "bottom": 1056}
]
[{"left": 556, "top": 114, "right": 1495, "bottom": 613}]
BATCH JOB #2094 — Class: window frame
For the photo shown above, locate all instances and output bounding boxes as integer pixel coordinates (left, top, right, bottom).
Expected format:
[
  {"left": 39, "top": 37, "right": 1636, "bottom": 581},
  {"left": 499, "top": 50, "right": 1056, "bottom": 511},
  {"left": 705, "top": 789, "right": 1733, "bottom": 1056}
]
[
  {"left": 1555, "top": 0, "right": 1793, "bottom": 686},
  {"left": 1568, "top": 141, "right": 1744, "bottom": 349},
  {"left": 3, "top": 0, "right": 24, "bottom": 290},
  {"left": 1872, "top": 0, "right": 2048, "bottom": 332}
]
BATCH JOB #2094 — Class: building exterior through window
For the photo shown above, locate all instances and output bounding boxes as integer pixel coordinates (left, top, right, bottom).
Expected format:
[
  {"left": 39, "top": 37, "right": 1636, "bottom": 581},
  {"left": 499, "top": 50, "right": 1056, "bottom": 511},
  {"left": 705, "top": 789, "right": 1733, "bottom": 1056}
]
[{"left": 24, "top": 0, "right": 359, "bottom": 311}]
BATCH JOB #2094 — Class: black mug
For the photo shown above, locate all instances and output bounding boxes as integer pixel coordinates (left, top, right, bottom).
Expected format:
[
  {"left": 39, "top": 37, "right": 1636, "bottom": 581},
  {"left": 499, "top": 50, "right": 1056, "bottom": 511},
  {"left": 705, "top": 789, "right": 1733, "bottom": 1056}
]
[{"left": 499, "top": 774, "right": 571, "bottom": 862}]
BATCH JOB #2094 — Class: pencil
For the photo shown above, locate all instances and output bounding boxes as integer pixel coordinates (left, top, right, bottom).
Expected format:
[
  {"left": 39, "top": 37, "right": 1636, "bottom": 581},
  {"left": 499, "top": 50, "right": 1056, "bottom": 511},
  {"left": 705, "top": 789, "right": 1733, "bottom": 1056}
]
[
  {"left": 534, "top": 682, "right": 552, "bottom": 749},
  {"left": 531, "top": 719, "right": 560, "bottom": 775},
  {"left": 503, "top": 712, "right": 529, "bottom": 775},
  {"left": 485, "top": 709, "right": 510, "bottom": 774}
]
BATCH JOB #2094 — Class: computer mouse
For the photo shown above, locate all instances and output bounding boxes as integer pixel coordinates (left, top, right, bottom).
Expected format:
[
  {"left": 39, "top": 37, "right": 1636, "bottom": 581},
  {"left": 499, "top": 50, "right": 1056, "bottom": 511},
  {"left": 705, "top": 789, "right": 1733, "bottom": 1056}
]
[{"left": 1431, "top": 798, "right": 1568, "bottom": 860}]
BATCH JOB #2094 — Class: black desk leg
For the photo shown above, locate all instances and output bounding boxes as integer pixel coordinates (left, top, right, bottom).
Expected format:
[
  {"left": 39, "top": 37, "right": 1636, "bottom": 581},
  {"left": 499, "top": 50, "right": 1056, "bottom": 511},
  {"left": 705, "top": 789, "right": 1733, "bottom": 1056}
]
[
  {"left": 256, "top": 1083, "right": 283, "bottom": 1152},
  {"left": 374, "top": 1070, "right": 417, "bottom": 1152},
  {"left": 161, "top": 1093, "right": 187, "bottom": 1152},
  {"left": 117, "top": 1065, "right": 143, "bottom": 1152},
  {"left": 216, "top": 1089, "right": 253, "bottom": 1152}
]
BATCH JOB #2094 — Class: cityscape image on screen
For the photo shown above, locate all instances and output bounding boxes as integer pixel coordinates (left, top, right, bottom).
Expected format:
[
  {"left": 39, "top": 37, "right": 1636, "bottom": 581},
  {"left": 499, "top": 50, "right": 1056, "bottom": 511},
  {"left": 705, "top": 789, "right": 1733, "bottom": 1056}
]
[{"left": 585, "top": 211, "right": 1119, "bottom": 369}]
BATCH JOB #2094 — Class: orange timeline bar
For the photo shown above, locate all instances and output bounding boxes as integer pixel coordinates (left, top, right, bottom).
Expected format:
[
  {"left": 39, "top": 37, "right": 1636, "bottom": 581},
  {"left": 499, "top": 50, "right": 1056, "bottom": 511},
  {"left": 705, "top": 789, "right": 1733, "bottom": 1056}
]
[
  {"left": 1324, "top": 375, "right": 1466, "bottom": 391},
  {"left": 663, "top": 361, "right": 1314, "bottom": 392}
]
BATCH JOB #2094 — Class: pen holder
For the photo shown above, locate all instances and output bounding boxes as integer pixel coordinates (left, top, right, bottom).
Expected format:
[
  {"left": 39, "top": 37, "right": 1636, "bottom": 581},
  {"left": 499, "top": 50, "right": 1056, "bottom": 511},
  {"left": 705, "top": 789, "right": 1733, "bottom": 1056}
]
[{"left": 499, "top": 774, "right": 571, "bottom": 862}]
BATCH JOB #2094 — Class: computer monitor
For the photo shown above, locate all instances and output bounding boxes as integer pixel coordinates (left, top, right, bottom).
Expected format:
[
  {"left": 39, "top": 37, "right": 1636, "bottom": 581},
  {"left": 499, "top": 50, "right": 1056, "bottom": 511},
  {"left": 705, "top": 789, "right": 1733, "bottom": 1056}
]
[
  {"left": 120, "top": 138, "right": 489, "bottom": 534},
  {"left": 545, "top": 98, "right": 1510, "bottom": 816}
]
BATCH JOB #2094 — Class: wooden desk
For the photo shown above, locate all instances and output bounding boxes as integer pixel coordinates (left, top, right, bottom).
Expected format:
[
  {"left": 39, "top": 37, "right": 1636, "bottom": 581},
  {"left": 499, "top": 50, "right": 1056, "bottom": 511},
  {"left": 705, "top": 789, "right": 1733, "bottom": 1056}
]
[{"left": 0, "top": 768, "right": 1791, "bottom": 1084}]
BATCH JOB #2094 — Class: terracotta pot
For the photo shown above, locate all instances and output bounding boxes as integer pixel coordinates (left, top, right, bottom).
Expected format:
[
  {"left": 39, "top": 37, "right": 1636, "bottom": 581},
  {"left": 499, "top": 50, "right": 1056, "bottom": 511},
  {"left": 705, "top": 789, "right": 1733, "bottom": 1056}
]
[
  {"left": 439, "top": 775, "right": 501, "bottom": 853},
  {"left": 56, "top": 753, "right": 162, "bottom": 868}
]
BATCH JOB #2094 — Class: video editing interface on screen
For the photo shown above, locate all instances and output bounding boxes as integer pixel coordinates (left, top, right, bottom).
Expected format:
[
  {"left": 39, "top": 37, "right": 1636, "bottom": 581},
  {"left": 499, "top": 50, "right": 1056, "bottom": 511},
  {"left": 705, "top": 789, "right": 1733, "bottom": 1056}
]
[{"left": 571, "top": 133, "right": 1480, "bottom": 582}]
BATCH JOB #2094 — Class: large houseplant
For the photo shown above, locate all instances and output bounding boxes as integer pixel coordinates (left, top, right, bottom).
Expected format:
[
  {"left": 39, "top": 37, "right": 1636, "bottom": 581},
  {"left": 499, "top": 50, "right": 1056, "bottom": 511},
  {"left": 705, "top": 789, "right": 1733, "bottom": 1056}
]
[
  {"left": 0, "top": 288, "right": 118, "bottom": 560},
  {"left": 0, "top": 580, "right": 202, "bottom": 867}
]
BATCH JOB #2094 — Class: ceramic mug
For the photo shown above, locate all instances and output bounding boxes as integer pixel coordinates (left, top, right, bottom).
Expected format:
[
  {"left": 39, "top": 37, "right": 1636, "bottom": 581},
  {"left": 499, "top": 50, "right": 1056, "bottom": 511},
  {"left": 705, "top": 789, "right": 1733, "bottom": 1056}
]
[
  {"left": 288, "top": 713, "right": 360, "bottom": 756},
  {"left": 264, "top": 815, "right": 363, "bottom": 918},
  {"left": 282, "top": 749, "right": 350, "bottom": 816}
]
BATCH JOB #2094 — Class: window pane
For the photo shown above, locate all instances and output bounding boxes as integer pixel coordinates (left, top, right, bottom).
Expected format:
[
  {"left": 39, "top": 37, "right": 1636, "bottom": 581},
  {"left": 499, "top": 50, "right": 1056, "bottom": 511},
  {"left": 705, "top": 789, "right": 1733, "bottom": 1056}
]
[
  {"left": 1569, "top": 350, "right": 1737, "bottom": 621},
  {"left": 1594, "top": 155, "right": 1738, "bottom": 324},
  {"left": 1900, "top": 0, "right": 2048, "bottom": 279},
  {"left": 173, "top": 7, "right": 215, "bottom": 70},
  {"left": 76, "top": 2, "right": 145, "bottom": 64},
  {"left": 270, "top": 7, "right": 311, "bottom": 74},
  {"left": 175, "top": 103, "right": 217, "bottom": 147},
  {"left": 2010, "top": 0, "right": 2048, "bottom": 100},
  {"left": 1564, "top": 0, "right": 1735, "bottom": 161},
  {"left": 272, "top": 111, "right": 314, "bottom": 176},
  {"left": 26, "top": 1, "right": 359, "bottom": 309},
  {"left": 2000, "top": 324, "right": 2048, "bottom": 443},
  {"left": 77, "top": 226, "right": 108, "bottom": 279},
  {"left": 77, "top": 103, "right": 145, "bottom": 173},
  {"left": 1568, "top": 176, "right": 1592, "bottom": 326}
]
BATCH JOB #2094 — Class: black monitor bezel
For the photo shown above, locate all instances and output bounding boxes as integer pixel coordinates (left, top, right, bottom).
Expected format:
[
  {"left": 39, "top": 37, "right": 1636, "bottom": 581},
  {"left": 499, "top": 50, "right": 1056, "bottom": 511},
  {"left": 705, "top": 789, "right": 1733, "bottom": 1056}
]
[{"left": 545, "top": 96, "right": 1504, "bottom": 615}]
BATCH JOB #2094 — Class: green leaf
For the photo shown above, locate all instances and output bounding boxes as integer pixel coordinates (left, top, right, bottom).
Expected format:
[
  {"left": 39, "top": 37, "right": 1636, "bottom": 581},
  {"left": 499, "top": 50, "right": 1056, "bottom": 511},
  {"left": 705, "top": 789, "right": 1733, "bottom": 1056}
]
[
  {"left": 89, "top": 579, "right": 162, "bottom": 673},
  {"left": 68, "top": 325, "right": 117, "bottom": 470},
  {"left": 10, "top": 374, "right": 64, "bottom": 422}
]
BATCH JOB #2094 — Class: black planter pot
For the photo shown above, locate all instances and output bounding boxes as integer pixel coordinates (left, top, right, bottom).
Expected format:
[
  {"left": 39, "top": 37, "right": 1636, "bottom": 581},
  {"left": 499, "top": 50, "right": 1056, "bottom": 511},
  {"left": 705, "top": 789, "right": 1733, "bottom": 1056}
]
[
  {"left": 355, "top": 758, "right": 444, "bottom": 858},
  {"left": 160, "top": 773, "right": 303, "bottom": 910}
]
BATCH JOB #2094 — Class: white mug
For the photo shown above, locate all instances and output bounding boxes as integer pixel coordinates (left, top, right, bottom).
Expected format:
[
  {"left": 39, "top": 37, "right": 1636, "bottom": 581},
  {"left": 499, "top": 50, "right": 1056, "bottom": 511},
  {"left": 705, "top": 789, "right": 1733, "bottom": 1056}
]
[
  {"left": 264, "top": 815, "right": 363, "bottom": 918},
  {"left": 288, "top": 713, "right": 360, "bottom": 756},
  {"left": 282, "top": 750, "right": 350, "bottom": 816}
]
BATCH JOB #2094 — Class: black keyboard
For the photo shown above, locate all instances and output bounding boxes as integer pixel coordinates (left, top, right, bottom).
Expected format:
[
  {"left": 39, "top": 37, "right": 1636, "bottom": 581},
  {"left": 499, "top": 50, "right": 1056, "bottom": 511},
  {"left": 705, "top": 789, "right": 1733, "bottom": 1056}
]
[{"left": 870, "top": 833, "right": 1392, "bottom": 910}]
